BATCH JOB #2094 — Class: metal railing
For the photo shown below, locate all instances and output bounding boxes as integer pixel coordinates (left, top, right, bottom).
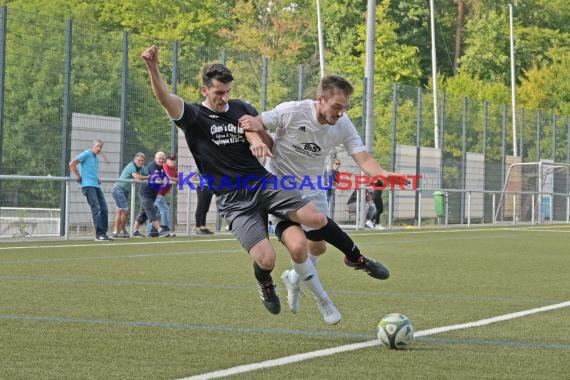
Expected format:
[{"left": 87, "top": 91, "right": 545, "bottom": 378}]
[
  {"left": 1, "top": 174, "right": 568, "bottom": 239},
  {"left": 338, "top": 186, "right": 570, "bottom": 230}
]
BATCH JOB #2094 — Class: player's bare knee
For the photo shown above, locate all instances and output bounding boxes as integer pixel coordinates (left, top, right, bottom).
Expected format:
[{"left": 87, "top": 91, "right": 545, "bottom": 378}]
[
  {"left": 255, "top": 255, "right": 275, "bottom": 270},
  {"left": 286, "top": 241, "right": 307, "bottom": 263},
  {"left": 314, "top": 212, "right": 328, "bottom": 229},
  {"left": 302, "top": 211, "right": 327, "bottom": 230},
  {"left": 249, "top": 239, "right": 276, "bottom": 269},
  {"left": 281, "top": 227, "right": 308, "bottom": 263}
]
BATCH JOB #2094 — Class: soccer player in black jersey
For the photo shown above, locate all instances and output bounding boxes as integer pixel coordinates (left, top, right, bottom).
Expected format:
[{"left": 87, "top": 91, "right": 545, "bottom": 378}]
[{"left": 142, "top": 45, "right": 386, "bottom": 322}]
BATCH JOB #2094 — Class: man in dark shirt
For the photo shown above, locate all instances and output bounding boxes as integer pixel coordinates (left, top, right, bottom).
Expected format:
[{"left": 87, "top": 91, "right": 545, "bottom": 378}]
[
  {"left": 132, "top": 151, "right": 170, "bottom": 237},
  {"left": 142, "top": 45, "right": 387, "bottom": 321}
]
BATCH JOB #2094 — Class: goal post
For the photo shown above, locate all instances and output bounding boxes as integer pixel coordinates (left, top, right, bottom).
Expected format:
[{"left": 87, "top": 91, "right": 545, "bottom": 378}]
[{"left": 496, "top": 161, "right": 570, "bottom": 224}]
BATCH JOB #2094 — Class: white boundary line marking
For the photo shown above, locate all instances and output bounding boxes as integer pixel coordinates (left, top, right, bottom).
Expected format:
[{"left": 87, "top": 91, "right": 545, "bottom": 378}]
[
  {"left": 1, "top": 225, "right": 568, "bottom": 251},
  {"left": 0, "top": 238, "right": 235, "bottom": 251},
  {"left": 180, "top": 301, "right": 570, "bottom": 380}
]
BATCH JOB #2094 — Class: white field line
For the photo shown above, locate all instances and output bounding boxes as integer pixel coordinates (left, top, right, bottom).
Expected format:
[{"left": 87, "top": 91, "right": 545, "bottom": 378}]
[
  {"left": 0, "top": 238, "right": 236, "bottom": 251},
  {"left": 180, "top": 301, "right": 570, "bottom": 380},
  {"left": 1, "top": 225, "right": 568, "bottom": 251}
]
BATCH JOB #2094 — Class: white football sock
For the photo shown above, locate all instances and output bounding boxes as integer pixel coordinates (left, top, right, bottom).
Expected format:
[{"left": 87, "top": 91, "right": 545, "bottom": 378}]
[
  {"left": 292, "top": 258, "right": 328, "bottom": 301},
  {"left": 309, "top": 253, "right": 320, "bottom": 266}
]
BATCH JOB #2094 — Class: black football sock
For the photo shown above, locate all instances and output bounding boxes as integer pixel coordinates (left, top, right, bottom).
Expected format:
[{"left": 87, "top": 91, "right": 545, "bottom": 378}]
[
  {"left": 317, "top": 217, "right": 362, "bottom": 263},
  {"left": 253, "top": 261, "right": 273, "bottom": 283}
]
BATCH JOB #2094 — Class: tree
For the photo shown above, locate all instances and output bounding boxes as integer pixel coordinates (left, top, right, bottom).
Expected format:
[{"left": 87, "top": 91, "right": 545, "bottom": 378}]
[
  {"left": 219, "top": 0, "right": 315, "bottom": 60},
  {"left": 453, "top": 0, "right": 465, "bottom": 75},
  {"left": 322, "top": 0, "right": 422, "bottom": 161},
  {"left": 217, "top": 0, "right": 319, "bottom": 108},
  {"left": 460, "top": 9, "right": 510, "bottom": 82},
  {"left": 384, "top": 0, "right": 458, "bottom": 83},
  {"left": 97, "top": 0, "right": 233, "bottom": 47},
  {"left": 519, "top": 49, "right": 570, "bottom": 117}
]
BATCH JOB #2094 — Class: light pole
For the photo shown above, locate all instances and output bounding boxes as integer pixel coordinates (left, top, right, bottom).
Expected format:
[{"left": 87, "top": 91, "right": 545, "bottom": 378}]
[
  {"left": 316, "top": 0, "right": 325, "bottom": 78},
  {"left": 430, "top": 0, "right": 440, "bottom": 149},
  {"left": 509, "top": 3, "right": 518, "bottom": 157}
]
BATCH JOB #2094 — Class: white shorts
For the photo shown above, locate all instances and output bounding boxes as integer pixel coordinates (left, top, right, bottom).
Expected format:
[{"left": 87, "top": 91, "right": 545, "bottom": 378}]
[{"left": 270, "top": 190, "right": 329, "bottom": 232}]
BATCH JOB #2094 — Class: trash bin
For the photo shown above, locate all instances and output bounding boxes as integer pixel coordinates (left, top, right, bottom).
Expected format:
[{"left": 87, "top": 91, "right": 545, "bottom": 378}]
[{"left": 433, "top": 191, "right": 445, "bottom": 218}]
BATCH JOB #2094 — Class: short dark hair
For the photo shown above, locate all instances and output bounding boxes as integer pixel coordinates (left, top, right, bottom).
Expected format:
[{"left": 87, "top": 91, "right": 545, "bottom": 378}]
[
  {"left": 318, "top": 75, "right": 354, "bottom": 98},
  {"left": 202, "top": 63, "right": 234, "bottom": 87}
]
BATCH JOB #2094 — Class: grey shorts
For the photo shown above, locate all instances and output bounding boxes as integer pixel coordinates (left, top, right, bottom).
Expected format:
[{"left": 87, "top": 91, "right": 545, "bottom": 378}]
[
  {"left": 140, "top": 195, "right": 159, "bottom": 222},
  {"left": 217, "top": 177, "right": 309, "bottom": 252}
]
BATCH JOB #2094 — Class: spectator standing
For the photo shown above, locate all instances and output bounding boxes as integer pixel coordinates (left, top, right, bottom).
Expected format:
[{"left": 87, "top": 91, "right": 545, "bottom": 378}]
[
  {"left": 112, "top": 152, "right": 148, "bottom": 238},
  {"left": 69, "top": 139, "right": 112, "bottom": 241},
  {"left": 132, "top": 151, "right": 171, "bottom": 237},
  {"left": 148, "top": 152, "right": 178, "bottom": 235},
  {"left": 326, "top": 159, "right": 341, "bottom": 214},
  {"left": 195, "top": 174, "right": 215, "bottom": 235},
  {"left": 371, "top": 179, "right": 385, "bottom": 230}
]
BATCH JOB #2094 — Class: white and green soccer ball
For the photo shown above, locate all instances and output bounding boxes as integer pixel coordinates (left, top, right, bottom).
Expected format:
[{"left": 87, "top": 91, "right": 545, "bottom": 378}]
[{"left": 377, "top": 313, "right": 414, "bottom": 349}]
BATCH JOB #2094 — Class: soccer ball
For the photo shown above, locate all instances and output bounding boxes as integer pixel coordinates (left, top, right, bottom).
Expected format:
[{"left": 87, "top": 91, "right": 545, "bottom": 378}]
[{"left": 377, "top": 313, "right": 414, "bottom": 349}]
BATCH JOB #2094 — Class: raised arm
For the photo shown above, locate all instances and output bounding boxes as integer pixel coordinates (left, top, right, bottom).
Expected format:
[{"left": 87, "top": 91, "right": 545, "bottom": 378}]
[{"left": 141, "top": 45, "right": 184, "bottom": 120}]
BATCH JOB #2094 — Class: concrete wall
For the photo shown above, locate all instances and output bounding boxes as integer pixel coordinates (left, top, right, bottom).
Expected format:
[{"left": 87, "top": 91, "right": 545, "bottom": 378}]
[{"left": 68, "top": 113, "right": 120, "bottom": 234}]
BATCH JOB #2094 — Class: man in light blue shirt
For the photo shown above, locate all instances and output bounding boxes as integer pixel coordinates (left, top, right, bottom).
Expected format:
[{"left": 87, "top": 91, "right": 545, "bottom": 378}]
[{"left": 69, "top": 139, "right": 111, "bottom": 241}]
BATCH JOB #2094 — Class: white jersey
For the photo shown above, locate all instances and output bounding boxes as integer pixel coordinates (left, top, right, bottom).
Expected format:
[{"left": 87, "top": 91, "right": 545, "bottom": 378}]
[{"left": 262, "top": 99, "right": 366, "bottom": 195}]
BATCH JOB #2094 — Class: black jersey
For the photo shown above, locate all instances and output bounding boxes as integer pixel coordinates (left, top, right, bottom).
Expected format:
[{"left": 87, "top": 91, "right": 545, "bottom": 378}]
[{"left": 175, "top": 99, "right": 269, "bottom": 194}]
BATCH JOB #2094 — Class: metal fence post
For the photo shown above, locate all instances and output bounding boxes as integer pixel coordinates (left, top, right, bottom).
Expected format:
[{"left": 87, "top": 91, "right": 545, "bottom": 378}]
[
  {"left": 0, "top": 6, "right": 6, "bottom": 176},
  {"left": 440, "top": 92, "right": 446, "bottom": 188},
  {"left": 261, "top": 56, "right": 268, "bottom": 111},
  {"left": 129, "top": 182, "right": 136, "bottom": 237},
  {"left": 390, "top": 84, "right": 397, "bottom": 227},
  {"left": 483, "top": 101, "right": 488, "bottom": 159},
  {"left": 119, "top": 31, "right": 128, "bottom": 170},
  {"left": 60, "top": 19, "right": 72, "bottom": 237},
  {"left": 500, "top": 105, "right": 507, "bottom": 222},
  {"left": 536, "top": 111, "right": 541, "bottom": 161},
  {"left": 461, "top": 97, "right": 467, "bottom": 224},
  {"left": 552, "top": 114, "right": 557, "bottom": 161},
  {"left": 297, "top": 64, "right": 304, "bottom": 101},
  {"left": 170, "top": 41, "right": 179, "bottom": 230},
  {"left": 567, "top": 117, "right": 570, "bottom": 165},
  {"left": 483, "top": 101, "right": 489, "bottom": 223},
  {"left": 520, "top": 108, "right": 525, "bottom": 160},
  {"left": 64, "top": 179, "right": 70, "bottom": 240},
  {"left": 414, "top": 87, "right": 422, "bottom": 225}
]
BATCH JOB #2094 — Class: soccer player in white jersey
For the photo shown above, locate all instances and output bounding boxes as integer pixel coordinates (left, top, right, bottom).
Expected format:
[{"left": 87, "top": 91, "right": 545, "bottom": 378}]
[{"left": 239, "top": 75, "right": 408, "bottom": 316}]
